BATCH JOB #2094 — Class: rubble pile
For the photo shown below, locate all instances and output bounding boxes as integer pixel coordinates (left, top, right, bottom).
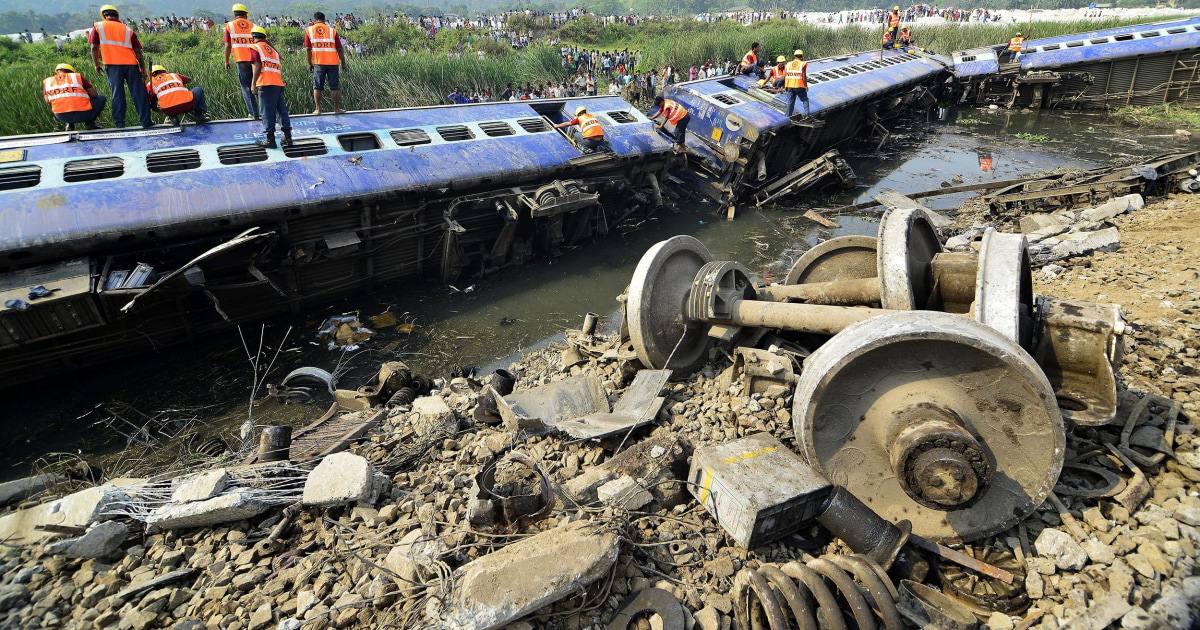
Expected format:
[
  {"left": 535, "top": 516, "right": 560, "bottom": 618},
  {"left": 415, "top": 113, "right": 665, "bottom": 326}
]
[{"left": 0, "top": 191, "right": 1198, "bottom": 630}]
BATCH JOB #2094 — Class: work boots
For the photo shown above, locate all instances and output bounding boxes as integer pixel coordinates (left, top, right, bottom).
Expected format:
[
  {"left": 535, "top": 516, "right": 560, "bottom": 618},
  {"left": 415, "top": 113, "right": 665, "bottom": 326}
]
[
  {"left": 281, "top": 130, "right": 293, "bottom": 148},
  {"left": 255, "top": 133, "right": 277, "bottom": 149},
  {"left": 193, "top": 110, "right": 210, "bottom": 124},
  {"left": 168, "top": 116, "right": 182, "bottom": 127}
]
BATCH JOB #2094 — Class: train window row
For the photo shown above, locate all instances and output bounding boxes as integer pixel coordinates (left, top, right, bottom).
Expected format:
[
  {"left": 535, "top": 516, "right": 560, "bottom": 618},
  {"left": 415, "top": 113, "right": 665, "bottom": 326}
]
[
  {"left": 808, "top": 53, "right": 913, "bottom": 86},
  {"left": 1030, "top": 25, "right": 1199, "bottom": 53},
  {"left": 0, "top": 112, "right": 636, "bottom": 188}
]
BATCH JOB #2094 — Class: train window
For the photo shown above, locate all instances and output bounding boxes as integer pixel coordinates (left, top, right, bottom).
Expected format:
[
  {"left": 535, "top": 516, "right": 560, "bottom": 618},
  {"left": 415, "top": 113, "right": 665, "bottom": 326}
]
[
  {"left": 217, "top": 144, "right": 269, "bottom": 165},
  {"left": 1090, "top": 38, "right": 1109, "bottom": 44},
  {"left": 1140, "top": 31, "right": 1160, "bottom": 38},
  {"left": 1065, "top": 41, "right": 1085, "bottom": 48},
  {"left": 146, "top": 149, "right": 201, "bottom": 173},
  {"left": 0, "top": 165, "right": 40, "bottom": 191},
  {"left": 338, "top": 133, "right": 381, "bottom": 151},
  {"left": 1042, "top": 44, "right": 1061, "bottom": 50},
  {"left": 437, "top": 125, "right": 475, "bottom": 142},
  {"left": 391, "top": 129, "right": 432, "bottom": 146},
  {"left": 63, "top": 157, "right": 123, "bottom": 182},
  {"left": 1167, "top": 27, "right": 1187, "bottom": 34},
  {"left": 960, "top": 55, "right": 977, "bottom": 62},
  {"left": 517, "top": 118, "right": 550, "bottom": 133},
  {"left": 284, "top": 138, "right": 328, "bottom": 158},
  {"left": 1114, "top": 34, "right": 1134, "bottom": 41},
  {"left": 479, "top": 121, "right": 515, "bottom": 137},
  {"left": 712, "top": 93, "right": 743, "bottom": 106},
  {"left": 606, "top": 110, "right": 636, "bottom": 123}
]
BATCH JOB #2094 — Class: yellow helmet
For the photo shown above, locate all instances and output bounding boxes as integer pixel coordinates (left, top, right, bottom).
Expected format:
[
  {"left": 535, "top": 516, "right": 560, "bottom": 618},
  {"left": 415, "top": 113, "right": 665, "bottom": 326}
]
[
  {"left": 232, "top": 3, "right": 249, "bottom": 13},
  {"left": 794, "top": 49, "right": 803, "bottom": 57},
  {"left": 151, "top": 64, "right": 166, "bottom": 73},
  {"left": 55, "top": 63, "right": 76, "bottom": 73},
  {"left": 574, "top": 106, "right": 587, "bottom": 116},
  {"left": 251, "top": 25, "right": 267, "bottom": 37},
  {"left": 894, "top": 5, "right": 900, "bottom": 10},
  {"left": 1016, "top": 31, "right": 1022, "bottom": 36},
  {"left": 100, "top": 4, "right": 118, "bottom": 16},
  {"left": 776, "top": 55, "right": 786, "bottom": 63}
]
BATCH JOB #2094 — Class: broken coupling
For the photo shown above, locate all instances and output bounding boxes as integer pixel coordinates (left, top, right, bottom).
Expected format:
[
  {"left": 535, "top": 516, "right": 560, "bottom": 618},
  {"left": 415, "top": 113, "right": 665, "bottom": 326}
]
[
  {"left": 889, "top": 408, "right": 993, "bottom": 511},
  {"left": 733, "top": 555, "right": 902, "bottom": 630}
]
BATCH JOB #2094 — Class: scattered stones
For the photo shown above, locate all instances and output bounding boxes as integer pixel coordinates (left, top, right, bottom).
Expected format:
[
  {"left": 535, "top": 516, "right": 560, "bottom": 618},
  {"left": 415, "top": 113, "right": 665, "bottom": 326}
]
[
  {"left": 1045, "top": 227, "right": 1122, "bottom": 261},
  {"left": 1036, "top": 528, "right": 1089, "bottom": 571},
  {"left": 44, "top": 520, "right": 128, "bottom": 559},
  {"left": 596, "top": 476, "right": 654, "bottom": 510}
]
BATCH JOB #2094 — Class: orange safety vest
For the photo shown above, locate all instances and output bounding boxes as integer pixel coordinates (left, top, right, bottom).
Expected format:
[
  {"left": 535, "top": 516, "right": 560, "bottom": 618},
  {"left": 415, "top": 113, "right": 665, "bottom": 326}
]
[
  {"left": 661, "top": 98, "right": 687, "bottom": 124},
  {"left": 306, "top": 22, "right": 339, "bottom": 66},
  {"left": 1007, "top": 36, "right": 1025, "bottom": 52},
  {"left": 766, "top": 64, "right": 786, "bottom": 82},
  {"left": 785, "top": 59, "right": 807, "bottom": 89},
  {"left": 43, "top": 72, "right": 92, "bottom": 114},
  {"left": 577, "top": 112, "right": 603, "bottom": 139},
  {"left": 150, "top": 72, "right": 193, "bottom": 110},
  {"left": 94, "top": 19, "right": 138, "bottom": 66},
  {"left": 888, "top": 12, "right": 900, "bottom": 28},
  {"left": 740, "top": 50, "right": 757, "bottom": 69},
  {"left": 227, "top": 17, "right": 256, "bottom": 63},
  {"left": 253, "top": 40, "right": 284, "bottom": 87}
]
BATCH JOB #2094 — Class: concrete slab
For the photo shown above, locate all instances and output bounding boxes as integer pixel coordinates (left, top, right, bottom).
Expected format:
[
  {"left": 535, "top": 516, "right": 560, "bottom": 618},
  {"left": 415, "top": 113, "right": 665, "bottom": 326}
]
[
  {"left": 0, "top": 474, "right": 63, "bottom": 507},
  {"left": 146, "top": 493, "right": 269, "bottom": 530},
  {"left": 0, "top": 484, "right": 131, "bottom": 545},
  {"left": 436, "top": 520, "right": 620, "bottom": 630},
  {"left": 170, "top": 469, "right": 230, "bottom": 504},
  {"left": 302, "top": 452, "right": 374, "bottom": 506}
]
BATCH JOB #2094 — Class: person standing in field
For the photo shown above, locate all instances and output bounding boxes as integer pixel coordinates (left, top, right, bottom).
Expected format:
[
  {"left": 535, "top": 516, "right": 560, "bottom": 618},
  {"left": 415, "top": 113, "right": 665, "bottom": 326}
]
[
  {"left": 305, "top": 11, "right": 348, "bottom": 114},
  {"left": 91, "top": 4, "right": 151, "bottom": 128},
  {"left": 224, "top": 3, "right": 260, "bottom": 120},
  {"left": 249, "top": 26, "right": 292, "bottom": 149}
]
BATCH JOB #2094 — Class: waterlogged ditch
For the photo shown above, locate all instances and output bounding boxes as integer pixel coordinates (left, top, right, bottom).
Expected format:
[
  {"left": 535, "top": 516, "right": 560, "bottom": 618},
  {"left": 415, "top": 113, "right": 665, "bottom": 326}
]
[{"left": 2, "top": 106, "right": 1190, "bottom": 481}]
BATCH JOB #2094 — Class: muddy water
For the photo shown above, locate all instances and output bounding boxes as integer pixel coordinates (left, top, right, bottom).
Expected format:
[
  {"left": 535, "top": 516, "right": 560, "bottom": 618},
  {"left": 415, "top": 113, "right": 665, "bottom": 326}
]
[{"left": 1, "top": 108, "right": 1188, "bottom": 481}]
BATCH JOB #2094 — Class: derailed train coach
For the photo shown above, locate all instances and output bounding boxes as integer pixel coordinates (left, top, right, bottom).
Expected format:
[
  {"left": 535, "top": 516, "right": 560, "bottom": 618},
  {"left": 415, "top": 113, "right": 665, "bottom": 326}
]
[
  {"left": 950, "top": 16, "right": 1200, "bottom": 109},
  {"left": 0, "top": 97, "right": 676, "bottom": 385},
  {"left": 661, "top": 47, "right": 952, "bottom": 205}
]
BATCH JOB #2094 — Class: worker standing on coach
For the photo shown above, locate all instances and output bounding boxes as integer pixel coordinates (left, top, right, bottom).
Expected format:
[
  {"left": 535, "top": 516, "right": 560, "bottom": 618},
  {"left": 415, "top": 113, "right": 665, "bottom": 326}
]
[
  {"left": 650, "top": 95, "right": 690, "bottom": 154},
  {"left": 784, "top": 50, "right": 810, "bottom": 118},
  {"left": 305, "top": 11, "right": 348, "bottom": 114},
  {"left": 90, "top": 5, "right": 151, "bottom": 129},
  {"left": 43, "top": 63, "right": 106, "bottom": 131},
  {"left": 553, "top": 105, "right": 609, "bottom": 153},
  {"left": 1002, "top": 32, "right": 1025, "bottom": 63},
  {"left": 739, "top": 42, "right": 763, "bottom": 78},
  {"left": 224, "top": 3, "right": 260, "bottom": 120},
  {"left": 887, "top": 6, "right": 902, "bottom": 49},
  {"left": 249, "top": 26, "right": 292, "bottom": 149},
  {"left": 146, "top": 64, "right": 210, "bottom": 126}
]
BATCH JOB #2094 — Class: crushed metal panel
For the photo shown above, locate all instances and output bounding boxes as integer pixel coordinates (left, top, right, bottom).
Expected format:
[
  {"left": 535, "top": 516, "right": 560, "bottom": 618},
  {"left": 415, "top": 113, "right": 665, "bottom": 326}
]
[
  {"left": 1032, "top": 297, "right": 1125, "bottom": 426},
  {"left": 554, "top": 369, "right": 671, "bottom": 439},
  {"left": 688, "top": 433, "right": 832, "bottom": 549},
  {"left": 497, "top": 373, "right": 609, "bottom": 433}
]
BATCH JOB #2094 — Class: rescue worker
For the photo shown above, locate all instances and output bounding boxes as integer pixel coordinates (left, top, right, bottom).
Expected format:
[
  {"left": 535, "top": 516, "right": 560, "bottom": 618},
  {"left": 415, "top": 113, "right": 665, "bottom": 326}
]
[
  {"left": 784, "top": 49, "right": 810, "bottom": 118},
  {"left": 43, "top": 63, "right": 106, "bottom": 131},
  {"left": 553, "top": 105, "right": 609, "bottom": 153},
  {"left": 305, "top": 11, "right": 348, "bottom": 114},
  {"left": 758, "top": 56, "right": 786, "bottom": 90},
  {"left": 146, "top": 64, "right": 210, "bottom": 126},
  {"left": 224, "top": 3, "right": 260, "bottom": 119},
  {"left": 90, "top": 4, "right": 151, "bottom": 128},
  {"left": 899, "top": 27, "right": 914, "bottom": 47},
  {"left": 739, "top": 42, "right": 763, "bottom": 78},
  {"left": 249, "top": 26, "right": 292, "bottom": 149},
  {"left": 650, "top": 95, "right": 690, "bottom": 154},
  {"left": 1002, "top": 31, "right": 1025, "bottom": 63},
  {"left": 887, "top": 6, "right": 902, "bottom": 49}
]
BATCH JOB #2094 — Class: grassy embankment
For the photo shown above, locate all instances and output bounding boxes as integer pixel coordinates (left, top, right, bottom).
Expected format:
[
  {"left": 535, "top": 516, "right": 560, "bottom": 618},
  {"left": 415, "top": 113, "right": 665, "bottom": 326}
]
[{"left": 0, "top": 15, "right": 1181, "bottom": 135}]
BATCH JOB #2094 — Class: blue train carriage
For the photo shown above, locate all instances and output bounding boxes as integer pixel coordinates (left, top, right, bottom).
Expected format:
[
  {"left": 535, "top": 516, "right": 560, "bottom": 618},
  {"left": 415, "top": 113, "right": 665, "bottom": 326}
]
[
  {"left": 0, "top": 97, "right": 676, "bottom": 386},
  {"left": 662, "top": 48, "right": 950, "bottom": 203},
  {"left": 951, "top": 16, "right": 1200, "bottom": 109}
]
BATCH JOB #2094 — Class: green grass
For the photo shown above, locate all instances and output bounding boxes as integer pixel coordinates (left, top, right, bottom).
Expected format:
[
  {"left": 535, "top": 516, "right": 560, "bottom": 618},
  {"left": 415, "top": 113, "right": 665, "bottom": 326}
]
[
  {"left": 1014, "top": 132, "right": 1054, "bottom": 142},
  {"left": 1111, "top": 104, "right": 1200, "bottom": 128}
]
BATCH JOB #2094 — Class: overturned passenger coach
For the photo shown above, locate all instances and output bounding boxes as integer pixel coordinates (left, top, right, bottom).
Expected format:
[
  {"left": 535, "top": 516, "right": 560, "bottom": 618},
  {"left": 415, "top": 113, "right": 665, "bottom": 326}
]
[{"left": 0, "top": 97, "right": 676, "bottom": 385}]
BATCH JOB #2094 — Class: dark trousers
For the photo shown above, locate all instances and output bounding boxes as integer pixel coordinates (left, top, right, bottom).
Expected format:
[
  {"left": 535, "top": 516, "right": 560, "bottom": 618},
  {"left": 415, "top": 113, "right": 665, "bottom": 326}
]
[
  {"left": 567, "top": 127, "right": 608, "bottom": 152},
  {"left": 161, "top": 87, "right": 208, "bottom": 120},
  {"left": 258, "top": 85, "right": 290, "bottom": 136},
  {"left": 55, "top": 94, "right": 107, "bottom": 125},
  {"left": 670, "top": 113, "right": 690, "bottom": 146},
  {"left": 786, "top": 88, "right": 810, "bottom": 117},
  {"left": 237, "top": 61, "right": 260, "bottom": 118},
  {"left": 106, "top": 64, "right": 151, "bottom": 128}
]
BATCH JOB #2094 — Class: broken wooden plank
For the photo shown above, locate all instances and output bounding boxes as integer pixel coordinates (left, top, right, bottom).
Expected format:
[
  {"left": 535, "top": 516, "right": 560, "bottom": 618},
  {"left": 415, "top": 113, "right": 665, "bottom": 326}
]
[{"left": 803, "top": 209, "right": 839, "bottom": 228}]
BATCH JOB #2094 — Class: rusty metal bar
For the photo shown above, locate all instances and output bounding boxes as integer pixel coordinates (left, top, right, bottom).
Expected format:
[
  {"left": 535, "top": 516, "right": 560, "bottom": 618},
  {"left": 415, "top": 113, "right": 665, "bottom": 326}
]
[
  {"left": 727, "top": 300, "right": 895, "bottom": 336},
  {"left": 757, "top": 277, "right": 882, "bottom": 306},
  {"left": 906, "top": 535, "right": 1016, "bottom": 585}
]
